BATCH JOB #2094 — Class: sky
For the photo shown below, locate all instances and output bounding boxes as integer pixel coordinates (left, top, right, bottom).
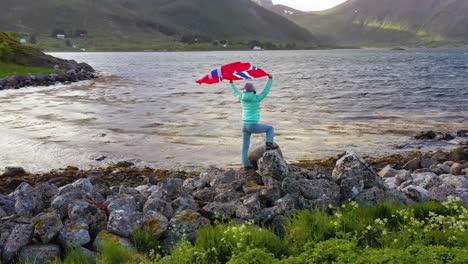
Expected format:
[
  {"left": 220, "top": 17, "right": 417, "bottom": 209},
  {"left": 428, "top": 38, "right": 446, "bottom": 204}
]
[{"left": 272, "top": 0, "right": 348, "bottom": 11}]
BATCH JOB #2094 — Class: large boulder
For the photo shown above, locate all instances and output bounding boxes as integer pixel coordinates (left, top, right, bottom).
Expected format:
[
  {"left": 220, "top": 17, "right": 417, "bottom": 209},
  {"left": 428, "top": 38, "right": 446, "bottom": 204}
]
[
  {"left": 411, "top": 172, "right": 442, "bottom": 190},
  {"left": 105, "top": 195, "right": 141, "bottom": 214},
  {"left": 93, "top": 231, "right": 136, "bottom": 252},
  {"left": 32, "top": 211, "right": 63, "bottom": 243},
  {"left": 402, "top": 185, "right": 428, "bottom": 202},
  {"left": 298, "top": 179, "right": 340, "bottom": 208},
  {"left": 18, "top": 244, "right": 61, "bottom": 264},
  {"left": 59, "top": 224, "right": 91, "bottom": 248},
  {"left": 0, "top": 195, "right": 15, "bottom": 216},
  {"left": 171, "top": 196, "right": 199, "bottom": 212},
  {"left": 107, "top": 210, "right": 143, "bottom": 238},
  {"left": 143, "top": 196, "right": 173, "bottom": 218},
  {"left": 69, "top": 200, "right": 107, "bottom": 226},
  {"left": 427, "top": 185, "right": 459, "bottom": 202},
  {"left": 201, "top": 202, "right": 237, "bottom": 220},
  {"left": 378, "top": 165, "right": 399, "bottom": 178},
  {"left": 258, "top": 150, "right": 290, "bottom": 181},
  {"left": 355, "top": 187, "right": 385, "bottom": 206},
  {"left": 51, "top": 191, "right": 90, "bottom": 217},
  {"left": 2, "top": 223, "right": 34, "bottom": 263},
  {"left": 164, "top": 210, "right": 209, "bottom": 248},
  {"left": 236, "top": 193, "right": 262, "bottom": 220},
  {"left": 142, "top": 211, "right": 169, "bottom": 239},
  {"left": 157, "top": 178, "right": 185, "bottom": 200},
  {"left": 13, "top": 182, "right": 58, "bottom": 217},
  {"left": 248, "top": 143, "right": 282, "bottom": 170},
  {"left": 332, "top": 151, "right": 384, "bottom": 200}
]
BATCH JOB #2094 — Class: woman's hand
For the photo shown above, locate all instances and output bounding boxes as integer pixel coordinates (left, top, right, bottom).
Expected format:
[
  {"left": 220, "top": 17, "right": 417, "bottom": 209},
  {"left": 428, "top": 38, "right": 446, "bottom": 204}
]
[{"left": 268, "top": 74, "right": 273, "bottom": 79}]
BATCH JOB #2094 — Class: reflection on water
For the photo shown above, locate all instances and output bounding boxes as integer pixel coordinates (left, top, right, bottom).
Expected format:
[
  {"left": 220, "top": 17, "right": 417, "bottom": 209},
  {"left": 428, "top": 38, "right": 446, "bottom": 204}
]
[{"left": 0, "top": 50, "right": 467, "bottom": 172}]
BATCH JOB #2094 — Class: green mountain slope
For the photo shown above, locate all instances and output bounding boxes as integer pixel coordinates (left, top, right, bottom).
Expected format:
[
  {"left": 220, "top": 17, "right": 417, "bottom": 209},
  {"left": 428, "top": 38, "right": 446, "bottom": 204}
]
[
  {"left": 269, "top": 0, "right": 468, "bottom": 47},
  {"left": 0, "top": 0, "right": 318, "bottom": 51}
]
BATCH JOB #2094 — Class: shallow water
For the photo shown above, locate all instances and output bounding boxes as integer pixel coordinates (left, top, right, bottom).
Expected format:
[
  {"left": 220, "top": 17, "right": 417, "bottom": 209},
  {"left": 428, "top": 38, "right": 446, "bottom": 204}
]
[{"left": 0, "top": 49, "right": 467, "bottom": 172}]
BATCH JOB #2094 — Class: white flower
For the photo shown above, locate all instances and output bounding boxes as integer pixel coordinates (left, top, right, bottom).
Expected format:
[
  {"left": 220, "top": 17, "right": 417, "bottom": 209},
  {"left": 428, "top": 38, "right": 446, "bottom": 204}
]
[{"left": 367, "top": 225, "right": 372, "bottom": 230}]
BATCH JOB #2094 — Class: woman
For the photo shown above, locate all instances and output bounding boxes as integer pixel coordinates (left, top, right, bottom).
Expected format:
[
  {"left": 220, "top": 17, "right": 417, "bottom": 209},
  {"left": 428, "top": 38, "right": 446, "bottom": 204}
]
[{"left": 229, "top": 75, "right": 276, "bottom": 170}]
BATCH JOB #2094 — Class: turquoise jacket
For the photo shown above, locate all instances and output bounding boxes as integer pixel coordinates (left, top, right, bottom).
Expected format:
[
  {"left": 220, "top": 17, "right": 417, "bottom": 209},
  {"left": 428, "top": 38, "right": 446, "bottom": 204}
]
[{"left": 230, "top": 79, "right": 272, "bottom": 124}]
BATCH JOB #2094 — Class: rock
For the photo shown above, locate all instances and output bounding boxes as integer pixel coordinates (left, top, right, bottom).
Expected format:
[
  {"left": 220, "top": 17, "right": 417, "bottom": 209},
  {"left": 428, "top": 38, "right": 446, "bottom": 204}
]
[
  {"left": 201, "top": 202, "right": 237, "bottom": 220},
  {"left": 403, "top": 158, "right": 421, "bottom": 171},
  {"left": 214, "top": 190, "right": 241, "bottom": 203},
  {"left": 298, "top": 179, "right": 340, "bottom": 207},
  {"left": 411, "top": 172, "right": 442, "bottom": 189},
  {"left": 332, "top": 151, "right": 384, "bottom": 200},
  {"left": 402, "top": 185, "right": 428, "bottom": 202},
  {"left": 450, "top": 148, "right": 468, "bottom": 162},
  {"left": 157, "top": 178, "right": 185, "bottom": 200},
  {"left": 420, "top": 158, "right": 438, "bottom": 169},
  {"left": 258, "top": 150, "right": 289, "bottom": 181},
  {"left": 93, "top": 231, "right": 135, "bottom": 252},
  {"left": 443, "top": 161, "right": 455, "bottom": 167},
  {"left": 378, "top": 165, "right": 399, "bottom": 178},
  {"left": 463, "top": 168, "right": 468, "bottom": 176},
  {"left": 432, "top": 151, "right": 450, "bottom": 162},
  {"left": 259, "top": 186, "right": 282, "bottom": 207},
  {"left": 167, "top": 210, "right": 209, "bottom": 244},
  {"left": 450, "top": 163, "right": 463, "bottom": 175},
  {"left": 182, "top": 178, "right": 209, "bottom": 192},
  {"left": 236, "top": 194, "right": 262, "bottom": 220},
  {"left": 436, "top": 164, "right": 451, "bottom": 174},
  {"left": 0, "top": 195, "right": 15, "bottom": 216},
  {"left": 69, "top": 200, "right": 106, "bottom": 226},
  {"left": 32, "top": 211, "right": 63, "bottom": 243},
  {"left": 171, "top": 196, "right": 199, "bottom": 212},
  {"left": 142, "top": 211, "right": 169, "bottom": 239},
  {"left": 72, "top": 178, "right": 94, "bottom": 193},
  {"left": 208, "top": 169, "right": 237, "bottom": 187},
  {"left": 415, "top": 130, "right": 437, "bottom": 140},
  {"left": 106, "top": 195, "right": 141, "bottom": 213},
  {"left": 2, "top": 223, "right": 34, "bottom": 263},
  {"left": 355, "top": 187, "right": 385, "bottom": 206},
  {"left": 281, "top": 175, "right": 301, "bottom": 199},
  {"left": 439, "top": 174, "right": 468, "bottom": 189},
  {"left": 192, "top": 188, "right": 217, "bottom": 203},
  {"left": 1, "top": 166, "right": 26, "bottom": 177},
  {"left": 59, "top": 224, "right": 91, "bottom": 248},
  {"left": 18, "top": 244, "right": 61, "bottom": 264},
  {"left": 428, "top": 185, "right": 459, "bottom": 202},
  {"left": 107, "top": 210, "right": 143, "bottom": 238},
  {"left": 457, "top": 130, "right": 468, "bottom": 137},
  {"left": 395, "top": 170, "right": 411, "bottom": 186},
  {"left": 118, "top": 186, "right": 146, "bottom": 208},
  {"left": 437, "top": 133, "right": 455, "bottom": 141},
  {"left": 143, "top": 196, "right": 173, "bottom": 218},
  {"left": 51, "top": 191, "right": 90, "bottom": 218},
  {"left": 13, "top": 182, "right": 56, "bottom": 217},
  {"left": 248, "top": 143, "right": 283, "bottom": 170}
]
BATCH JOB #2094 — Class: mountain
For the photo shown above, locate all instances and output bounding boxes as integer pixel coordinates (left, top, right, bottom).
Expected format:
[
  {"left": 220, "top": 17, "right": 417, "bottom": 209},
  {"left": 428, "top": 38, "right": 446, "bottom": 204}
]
[
  {"left": 268, "top": 0, "right": 468, "bottom": 47},
  {"left": 0, "top": 0, "right": 317, "bottom": 51}
]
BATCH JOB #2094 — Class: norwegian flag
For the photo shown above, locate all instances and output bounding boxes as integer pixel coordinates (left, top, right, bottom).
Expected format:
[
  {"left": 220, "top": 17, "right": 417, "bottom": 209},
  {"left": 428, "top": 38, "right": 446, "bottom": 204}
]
[{"left": 196, "top": 61, "right": 269, "bottom": 85}]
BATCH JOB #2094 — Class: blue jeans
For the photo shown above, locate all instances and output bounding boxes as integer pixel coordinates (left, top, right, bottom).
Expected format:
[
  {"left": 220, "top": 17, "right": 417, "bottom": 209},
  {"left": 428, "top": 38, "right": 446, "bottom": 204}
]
[{"left": 242, "top": 123, "right": 274, "bottom": 168}]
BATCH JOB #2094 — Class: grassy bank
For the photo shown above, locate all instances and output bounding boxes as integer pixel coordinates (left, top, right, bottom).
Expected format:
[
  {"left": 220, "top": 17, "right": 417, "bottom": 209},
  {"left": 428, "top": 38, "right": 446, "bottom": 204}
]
[
  {"left": 0, "top": 63, "right": 60, "bottom": 78},
  {"left": 43, "top": 199, "right": 468, "bottom": 264}
]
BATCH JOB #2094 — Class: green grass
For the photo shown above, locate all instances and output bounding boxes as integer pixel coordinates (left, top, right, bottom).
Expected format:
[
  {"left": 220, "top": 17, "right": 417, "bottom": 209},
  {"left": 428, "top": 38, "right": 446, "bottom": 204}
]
[
  {"left": 45, "top": 199, "right": 468, "bottom": 264},
  {"left": 0, "top": 63, "right": 60, "bottom": 78}
]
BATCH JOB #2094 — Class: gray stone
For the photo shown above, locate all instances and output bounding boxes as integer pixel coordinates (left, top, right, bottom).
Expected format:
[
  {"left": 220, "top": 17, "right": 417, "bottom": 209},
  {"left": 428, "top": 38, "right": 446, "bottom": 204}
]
[
  {"left": 142, "top": 210, "right": 169, "bottom": 239},
  {"left": 428, "top": 185, "right": 459, "bottom": 202},
  {"left": 106, "top": 195, "right": 140, "bottom": 213},
  {"left": 299, "top": 179, "right": 340, "bottom": 207},
  {"left": 209, "top": 169, "right": 237, "bottom": 187},
  {"left": 0, "top": 195, "right": 15, "bottom": 216},
  {"left": 1, "top": 166, "right": 26, "bottom": 177},
  {"left": 437, "top": 164, "right": 451, "bottom": 174},
  {"left": 402, "top": 185, "right": 428, "bottom": 202},
  {"left": 182, "top": 178, "right": 209, "bottom": 192},
  {"left": 2, "top": 223, "right": 34, "bottom": 263},
  {"left": 411, "top": 172, "right": 442, "bottom": 189},
  {"left": 248, "top": 143, "right": 283, "bottom": 170},
  {"left": 192, "top": 188, "right": 217, "bottom": 203},
  {"left": 13, "top": 182, "right": 54, "bottom": 217},
  {"left": 107, "top": 210, "right": 143, "bottom": 238},
  {"left": 167, "top": 210, "right": 209, "bottom": 244},
  {"left": 378, "top": 165, "right": 399, "bottom": 178},
  {"left": 202, "top": 202, "right": 237, "bottom": 220},
  {"left": 158, "top": 178, "right": 185, "bottom": 200},
  {"left": 72, "top": 178, "right": 94, "bottom": 192},
  {"left": 259, "top": 186, "right": 282, "bottom": 206},
  {"left": 93, "top": 231, "right": 136, "bottom": 252},
  {"left": 395, "top": 170, "right": 412, "bottom": 186},
  {"left": 18, "top": 244, "right": 61, "bottom": 264},
  {"left": 171, "top": 196, "right": 199, "bottom": 212},
  {"left": 450, "top": 163, "right": 463, "bottom": 175},
  {"left": 51, "top": 191, "right": 90, "bottom": 217},
  {"left": 32, "top": 211, "right": 63, "bottom": 243},
  {"left": 59, "top": 224, "right": 91, "bottom": 248},
  {"left": 402, "top": 158, "right": 421, "bottom": 171},
  {"left": 355, "top": 187, "right": 385, "bottom": 206},
  {"left": 69, "top": 200, "right": 106, "bottom": 226},
  {"left": 420, "top": 158, "right": 438, "bottom": 169},
  {"left": 143, "top": 196, "right": 173, "bottom": 218},
  {"left": 281, "top": 175, "right": 301, "bottom": 199},
  {"left": 384, "top": 177, "right": 397, "bottom": 189},
  {"left": 214, "top": 190, "right": 241, "bottom": 203},
  {"left": 439, "top": 174, "right": 468, "bottom": 189},
  {"left": 258, "top": 150, "right": 290, "bottom": 181},
  {"left": 332, "top": 151, "right": 384, "bottom": 200},
  {"left": 236, "top": 193, "right": 262, "bottom": 220}
]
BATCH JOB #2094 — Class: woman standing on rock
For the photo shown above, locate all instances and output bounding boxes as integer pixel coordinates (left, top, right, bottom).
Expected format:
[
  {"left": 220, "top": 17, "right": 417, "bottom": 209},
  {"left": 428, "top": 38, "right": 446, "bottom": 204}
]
[{"left": 230, "top": 75, "right": 277, "bottom": 170}]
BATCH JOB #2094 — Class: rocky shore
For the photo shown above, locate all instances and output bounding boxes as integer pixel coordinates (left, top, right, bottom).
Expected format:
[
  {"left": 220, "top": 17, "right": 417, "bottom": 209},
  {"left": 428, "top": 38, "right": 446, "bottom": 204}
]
[
  {"left": 0, "top": 139, "right": 467, "bottom": 263},
  {"left": 0, "top": 59, "right": 97, "bottom": 90}
]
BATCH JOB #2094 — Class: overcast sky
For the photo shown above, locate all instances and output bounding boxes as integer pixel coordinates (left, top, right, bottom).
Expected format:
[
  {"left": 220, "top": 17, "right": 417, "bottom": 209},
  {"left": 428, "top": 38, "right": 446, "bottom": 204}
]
[{"left": 272, "top": 0, "right": 347, "bottom": 11}]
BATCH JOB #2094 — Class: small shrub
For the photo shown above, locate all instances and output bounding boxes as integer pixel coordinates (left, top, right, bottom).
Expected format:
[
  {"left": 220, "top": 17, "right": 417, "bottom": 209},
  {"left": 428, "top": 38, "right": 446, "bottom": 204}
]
[
  {"left": 97, "top": 239, "right": 135, "bottom": 264},
  {"left": 132, "top": 229, "right": 160, "bottom": 256},
  {"left": 227, "top": 248, "right": 279, "bottom": 264}
]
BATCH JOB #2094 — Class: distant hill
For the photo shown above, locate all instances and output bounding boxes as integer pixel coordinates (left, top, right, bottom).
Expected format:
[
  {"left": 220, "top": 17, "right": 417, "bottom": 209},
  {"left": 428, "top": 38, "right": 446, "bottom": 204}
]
[
  {"left": 0, "top": 0, "right": 318, "bottom": 51},
  {"left": 268, "top": 0, "right": 468, "bottom": 47}
]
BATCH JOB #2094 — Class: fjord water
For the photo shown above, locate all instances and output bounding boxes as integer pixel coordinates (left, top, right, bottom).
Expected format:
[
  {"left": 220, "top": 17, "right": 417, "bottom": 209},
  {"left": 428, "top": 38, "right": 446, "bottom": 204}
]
[{"left": 0, "top": 49, "right": 467, "bottom": 172}]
